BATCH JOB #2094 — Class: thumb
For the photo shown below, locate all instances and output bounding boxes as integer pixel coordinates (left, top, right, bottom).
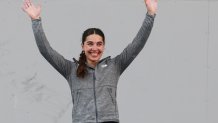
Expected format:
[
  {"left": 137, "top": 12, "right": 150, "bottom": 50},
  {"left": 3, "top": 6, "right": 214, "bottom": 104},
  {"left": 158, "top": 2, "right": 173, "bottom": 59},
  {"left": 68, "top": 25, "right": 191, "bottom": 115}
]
[
  {"left": 36, "top": 3, "right": 42, "bottom": 10},
  {"left": 21, "top": 5, "right": 26, "bottom": 12},
  {"left": 145, "top": 0, "right": 150, "bottom": 5}
]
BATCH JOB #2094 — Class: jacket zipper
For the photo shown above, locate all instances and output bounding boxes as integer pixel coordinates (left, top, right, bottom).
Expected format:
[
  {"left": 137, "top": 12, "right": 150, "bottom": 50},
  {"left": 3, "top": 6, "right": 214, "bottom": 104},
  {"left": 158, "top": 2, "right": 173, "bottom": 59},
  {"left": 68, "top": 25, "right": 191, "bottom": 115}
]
[{"left": 93, "top": 72, "right": 98, "bottom": 123}]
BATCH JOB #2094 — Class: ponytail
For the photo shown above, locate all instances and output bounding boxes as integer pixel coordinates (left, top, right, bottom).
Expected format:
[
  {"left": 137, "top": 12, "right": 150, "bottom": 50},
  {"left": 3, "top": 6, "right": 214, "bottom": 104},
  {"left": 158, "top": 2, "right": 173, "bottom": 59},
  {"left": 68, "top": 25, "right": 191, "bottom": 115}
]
[{"left": 76, "top": 51, "right": 87, "bottom": 78}]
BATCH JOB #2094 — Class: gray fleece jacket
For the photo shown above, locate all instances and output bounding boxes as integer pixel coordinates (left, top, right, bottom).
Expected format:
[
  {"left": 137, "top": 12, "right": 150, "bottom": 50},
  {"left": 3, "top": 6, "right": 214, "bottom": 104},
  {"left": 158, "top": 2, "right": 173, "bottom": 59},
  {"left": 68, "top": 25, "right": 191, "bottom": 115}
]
[{"left": 32, "top": 13, "right": 155, "bottom": 123}]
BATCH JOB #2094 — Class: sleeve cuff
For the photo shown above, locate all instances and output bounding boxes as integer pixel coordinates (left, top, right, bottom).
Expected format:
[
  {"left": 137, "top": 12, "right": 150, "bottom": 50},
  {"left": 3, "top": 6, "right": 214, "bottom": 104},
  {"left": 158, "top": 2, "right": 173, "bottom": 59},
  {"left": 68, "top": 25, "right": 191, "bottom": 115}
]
[
  {"left": 31, "top": 17, "right": 41, "bottom": 22},
  {"left": 146, "top": 12, "right": 156, "bottom": 19}
]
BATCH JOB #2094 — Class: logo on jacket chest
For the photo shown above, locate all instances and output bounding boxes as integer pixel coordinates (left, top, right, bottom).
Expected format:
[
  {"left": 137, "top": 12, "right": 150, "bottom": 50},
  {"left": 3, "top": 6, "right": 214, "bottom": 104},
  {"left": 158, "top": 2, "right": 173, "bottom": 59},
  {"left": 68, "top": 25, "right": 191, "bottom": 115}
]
[{"left": 101, "top": 64, "right": 108, "bottom": 68}]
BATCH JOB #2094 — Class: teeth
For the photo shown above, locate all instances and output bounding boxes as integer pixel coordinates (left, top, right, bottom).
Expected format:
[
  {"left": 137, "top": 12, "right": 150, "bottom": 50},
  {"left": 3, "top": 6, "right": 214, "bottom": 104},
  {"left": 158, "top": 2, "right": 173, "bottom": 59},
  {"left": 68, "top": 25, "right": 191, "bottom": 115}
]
[
  {"left": 89, "top": 52, "right": 98, "bottom": 56},
  {"left": 92, "top": 53, "right": 98, "bottom": 56},
  {"left": 88, "top": 51, "right": 101, "bottom": 57}
]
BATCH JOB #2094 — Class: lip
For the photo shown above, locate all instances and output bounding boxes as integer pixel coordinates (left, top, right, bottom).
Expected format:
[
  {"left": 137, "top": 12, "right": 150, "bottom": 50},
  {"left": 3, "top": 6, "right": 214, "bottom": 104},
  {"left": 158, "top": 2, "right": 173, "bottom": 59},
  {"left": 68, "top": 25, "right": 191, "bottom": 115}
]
[
  {"left": 88, "top": 51, "right": 101, "bottom": 54},
  {"left": 87, "top": 50, "right": 102, "bottom": 59},
  {"left": 90, "top": 53, "right": 98, "bottom": 57}
]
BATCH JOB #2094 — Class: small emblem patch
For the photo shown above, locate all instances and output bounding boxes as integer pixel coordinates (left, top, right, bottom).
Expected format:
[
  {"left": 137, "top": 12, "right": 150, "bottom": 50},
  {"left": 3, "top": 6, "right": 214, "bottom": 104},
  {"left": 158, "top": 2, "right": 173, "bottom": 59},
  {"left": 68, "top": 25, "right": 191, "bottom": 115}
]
[{"left": 101, "top": 64, "right": 108, "bottom": 68}]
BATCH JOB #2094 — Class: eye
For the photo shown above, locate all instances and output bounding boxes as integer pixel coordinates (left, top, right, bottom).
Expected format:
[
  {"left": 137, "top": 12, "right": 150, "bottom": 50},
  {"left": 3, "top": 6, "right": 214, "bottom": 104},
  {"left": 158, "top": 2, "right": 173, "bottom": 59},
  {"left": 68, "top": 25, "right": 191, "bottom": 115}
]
[
  {"left": 97, "top": 42, "right": 103, "bottom": 46},
  {"left": 86, "top": 41, "right": 93, "bottom": 46}
]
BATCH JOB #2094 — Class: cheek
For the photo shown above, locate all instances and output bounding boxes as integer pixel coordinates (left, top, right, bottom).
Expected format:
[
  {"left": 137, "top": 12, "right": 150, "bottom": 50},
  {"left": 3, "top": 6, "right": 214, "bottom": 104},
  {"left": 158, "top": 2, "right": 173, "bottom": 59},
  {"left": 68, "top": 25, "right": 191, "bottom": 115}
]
[
  {"left": 98, "top": 48, "right": 104, "bottom": 54},
  {"left": 100, "top": 46, "right": 105, "bottom": 51},
  {"left": 83, "top": 45, "right": 91, "bottom": 51}
]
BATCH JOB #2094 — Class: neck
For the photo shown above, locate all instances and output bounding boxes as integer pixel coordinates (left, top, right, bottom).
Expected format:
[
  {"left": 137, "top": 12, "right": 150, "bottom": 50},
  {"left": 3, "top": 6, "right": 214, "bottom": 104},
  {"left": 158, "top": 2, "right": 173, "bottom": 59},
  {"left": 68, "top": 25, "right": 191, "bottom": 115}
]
[{"left": 87, "top": 60, "right": 98, "bottom": 68}]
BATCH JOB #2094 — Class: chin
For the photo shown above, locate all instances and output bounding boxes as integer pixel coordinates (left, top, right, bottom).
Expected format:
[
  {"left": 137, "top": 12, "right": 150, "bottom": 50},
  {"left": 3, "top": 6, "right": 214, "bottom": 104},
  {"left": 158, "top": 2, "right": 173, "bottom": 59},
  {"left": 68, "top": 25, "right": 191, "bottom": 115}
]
[
  {"left": 89, "top": 57, "right": 100, "bottom": 62},
  {"left": 91, "top": 59, "right": 100, "bottom": 62}
]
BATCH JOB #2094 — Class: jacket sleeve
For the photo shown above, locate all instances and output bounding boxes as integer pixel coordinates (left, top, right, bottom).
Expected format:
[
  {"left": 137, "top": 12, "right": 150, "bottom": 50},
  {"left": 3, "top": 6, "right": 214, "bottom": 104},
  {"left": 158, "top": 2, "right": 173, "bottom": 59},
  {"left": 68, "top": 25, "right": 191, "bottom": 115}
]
[
  {"left": 32, "top": 18, "right": 72, "bottom": 79},
  {"left": 114, "top": 13, "right": 155, "bottom": 74}
]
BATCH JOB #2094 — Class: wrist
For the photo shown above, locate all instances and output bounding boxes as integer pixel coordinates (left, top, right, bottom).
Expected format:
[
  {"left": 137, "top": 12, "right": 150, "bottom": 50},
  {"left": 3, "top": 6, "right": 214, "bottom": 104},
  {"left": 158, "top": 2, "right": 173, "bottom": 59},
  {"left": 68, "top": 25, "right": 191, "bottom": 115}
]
[
  {"left": 31, "top": 16, "right": 41, "bottom": 21},
  {"left": 31, "top": 16, "right": 41, "bottom": 20},
  {"left": 147, "top": 11, "right": 156, "bottom": 16}
]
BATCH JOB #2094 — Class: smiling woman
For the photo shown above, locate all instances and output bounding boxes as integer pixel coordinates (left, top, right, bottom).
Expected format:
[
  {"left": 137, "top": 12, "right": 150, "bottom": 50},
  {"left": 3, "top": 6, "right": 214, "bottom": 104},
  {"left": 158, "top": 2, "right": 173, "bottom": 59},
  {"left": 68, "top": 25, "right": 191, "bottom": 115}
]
[
  {"left": 77, "top": 28, "right": 105, "bottom": 78},
  {"left": 22, "top": 0, "right": 157, "bottom": 123}
]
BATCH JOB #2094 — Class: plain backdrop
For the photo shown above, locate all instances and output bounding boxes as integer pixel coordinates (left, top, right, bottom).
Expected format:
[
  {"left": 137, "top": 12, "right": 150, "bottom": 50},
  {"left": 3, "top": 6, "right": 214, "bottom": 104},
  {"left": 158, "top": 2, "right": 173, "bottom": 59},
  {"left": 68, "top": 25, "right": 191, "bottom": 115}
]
[{"left": 0, "top": 0, "right": 218, "bottom": 123}]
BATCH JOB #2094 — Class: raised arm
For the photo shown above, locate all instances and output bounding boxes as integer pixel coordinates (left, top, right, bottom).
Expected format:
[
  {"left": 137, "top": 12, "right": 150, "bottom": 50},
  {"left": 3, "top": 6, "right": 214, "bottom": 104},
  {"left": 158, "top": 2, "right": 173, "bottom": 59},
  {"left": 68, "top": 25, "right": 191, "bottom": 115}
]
[
  {"left": 22, "top": 0, "right": 72, "bottom": 79},
  {"left": 114, "top": 0, "right": 157, "bottom": 74}
]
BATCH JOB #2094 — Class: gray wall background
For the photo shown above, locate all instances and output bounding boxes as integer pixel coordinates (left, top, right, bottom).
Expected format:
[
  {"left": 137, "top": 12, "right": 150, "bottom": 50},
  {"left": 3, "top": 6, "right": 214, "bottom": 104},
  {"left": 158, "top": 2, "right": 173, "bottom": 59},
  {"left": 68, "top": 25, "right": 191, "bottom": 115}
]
[{"left": 0, "top": 0, "right": 218, "bottom": 123}]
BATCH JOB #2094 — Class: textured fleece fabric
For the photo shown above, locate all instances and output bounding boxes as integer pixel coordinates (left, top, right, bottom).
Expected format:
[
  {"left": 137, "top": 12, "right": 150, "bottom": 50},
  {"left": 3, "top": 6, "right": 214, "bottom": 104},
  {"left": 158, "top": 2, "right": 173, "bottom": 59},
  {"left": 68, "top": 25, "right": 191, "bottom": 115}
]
[{"left": 31, "top": 13, "right": 155, "bottom": 123}]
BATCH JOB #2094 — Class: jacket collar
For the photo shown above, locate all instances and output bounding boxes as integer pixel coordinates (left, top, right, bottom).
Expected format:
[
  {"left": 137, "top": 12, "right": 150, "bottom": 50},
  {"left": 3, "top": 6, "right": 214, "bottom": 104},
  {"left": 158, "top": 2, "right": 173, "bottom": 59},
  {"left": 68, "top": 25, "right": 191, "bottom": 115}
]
[{"left": 73, "top": 56, "right": 111, "bottom": 69}]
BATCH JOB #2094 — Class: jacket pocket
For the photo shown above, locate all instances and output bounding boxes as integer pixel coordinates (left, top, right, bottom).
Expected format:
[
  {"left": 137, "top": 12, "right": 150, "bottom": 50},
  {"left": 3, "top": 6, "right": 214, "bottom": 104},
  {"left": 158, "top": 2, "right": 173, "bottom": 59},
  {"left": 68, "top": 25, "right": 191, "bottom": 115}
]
[
  {"left": 107, "top": 88, "right": 115, "bottom": 105},
  {"left": 73, "top": 91, "right": 81, "bottom": 112},
  {"left": 106, "top": 87, "right": 118, "bottom": 115}
]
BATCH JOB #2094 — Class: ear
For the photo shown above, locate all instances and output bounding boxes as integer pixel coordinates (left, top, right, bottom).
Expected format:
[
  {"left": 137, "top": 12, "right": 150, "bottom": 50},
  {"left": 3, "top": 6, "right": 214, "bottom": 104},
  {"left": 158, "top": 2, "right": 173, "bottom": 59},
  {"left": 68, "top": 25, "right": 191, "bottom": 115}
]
[
  {"left": 103, "top": 44, "right": 105, "bottom": 51},
  {"left": 81, "top": 43, "right": 85, "bottom": 51},
  {"left": 103, "top": 42, "right": 105, "bottom": 49}
]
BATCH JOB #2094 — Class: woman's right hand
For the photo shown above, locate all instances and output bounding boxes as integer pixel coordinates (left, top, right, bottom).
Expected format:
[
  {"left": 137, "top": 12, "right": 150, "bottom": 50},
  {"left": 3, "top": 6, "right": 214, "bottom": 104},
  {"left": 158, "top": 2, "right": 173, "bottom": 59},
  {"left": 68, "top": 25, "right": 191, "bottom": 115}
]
[{"left": 22, "top": 0, "right": 41, "bottom": 20}]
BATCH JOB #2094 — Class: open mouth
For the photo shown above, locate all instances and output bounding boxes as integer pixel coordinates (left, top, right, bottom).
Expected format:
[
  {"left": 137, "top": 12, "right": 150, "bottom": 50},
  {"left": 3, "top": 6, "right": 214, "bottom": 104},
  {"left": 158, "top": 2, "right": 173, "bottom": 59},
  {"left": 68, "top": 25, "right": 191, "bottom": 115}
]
[{"left": 88, "top": 51, "right": 101, "bottom": 57}]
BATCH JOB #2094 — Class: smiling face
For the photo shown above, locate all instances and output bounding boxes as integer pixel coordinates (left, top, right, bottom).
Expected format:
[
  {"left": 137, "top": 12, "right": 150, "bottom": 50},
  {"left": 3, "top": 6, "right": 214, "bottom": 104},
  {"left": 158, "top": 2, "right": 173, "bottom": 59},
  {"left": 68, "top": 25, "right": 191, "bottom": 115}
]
[{"left": 82, "top": 34, "right": 105, "bottom": 67}]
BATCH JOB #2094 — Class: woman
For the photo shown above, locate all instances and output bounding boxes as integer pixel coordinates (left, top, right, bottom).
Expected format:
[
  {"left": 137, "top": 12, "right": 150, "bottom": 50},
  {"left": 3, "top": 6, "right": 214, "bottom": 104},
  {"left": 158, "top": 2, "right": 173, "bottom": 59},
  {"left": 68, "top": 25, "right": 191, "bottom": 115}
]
[{"left": 22, "top": 0, "right": 157, "bottom": 123}]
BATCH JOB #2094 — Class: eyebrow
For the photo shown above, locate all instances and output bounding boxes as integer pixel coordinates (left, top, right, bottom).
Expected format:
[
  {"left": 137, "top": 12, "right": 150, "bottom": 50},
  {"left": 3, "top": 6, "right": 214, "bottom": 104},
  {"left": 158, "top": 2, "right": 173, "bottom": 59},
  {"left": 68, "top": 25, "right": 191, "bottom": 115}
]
[{"left": 85, "top": 41, "right": 104, "bottom": 43}]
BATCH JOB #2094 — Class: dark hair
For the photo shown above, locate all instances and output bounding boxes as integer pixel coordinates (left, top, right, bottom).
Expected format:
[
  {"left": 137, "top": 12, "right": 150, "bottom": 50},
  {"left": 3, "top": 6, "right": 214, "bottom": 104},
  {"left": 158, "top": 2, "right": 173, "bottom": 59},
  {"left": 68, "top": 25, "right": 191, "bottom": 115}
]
[{"left": 76, "top": 28, "right": 105, "bottom": 78}]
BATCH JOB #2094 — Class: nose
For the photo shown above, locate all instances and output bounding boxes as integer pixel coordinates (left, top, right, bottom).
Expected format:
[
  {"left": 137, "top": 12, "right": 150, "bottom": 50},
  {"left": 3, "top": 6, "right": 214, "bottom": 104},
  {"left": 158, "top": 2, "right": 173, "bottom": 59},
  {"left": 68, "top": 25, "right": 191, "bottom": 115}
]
[{"left": 91, "top": 44, "right": 98, "bottom": 50}]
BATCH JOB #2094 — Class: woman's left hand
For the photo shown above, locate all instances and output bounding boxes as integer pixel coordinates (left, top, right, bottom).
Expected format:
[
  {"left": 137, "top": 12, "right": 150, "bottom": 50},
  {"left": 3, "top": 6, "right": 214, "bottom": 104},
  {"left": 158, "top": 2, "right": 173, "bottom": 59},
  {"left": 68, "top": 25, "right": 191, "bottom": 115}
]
[{"left": 144, "top": 0, "right": 158, "bottom": 16}]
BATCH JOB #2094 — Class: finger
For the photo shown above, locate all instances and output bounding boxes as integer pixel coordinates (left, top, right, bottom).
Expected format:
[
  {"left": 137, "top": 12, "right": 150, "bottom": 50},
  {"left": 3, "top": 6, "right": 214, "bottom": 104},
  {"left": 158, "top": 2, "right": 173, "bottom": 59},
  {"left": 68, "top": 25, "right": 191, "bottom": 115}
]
[
  {"left": 26, "top": 0, "right": 31, "bottom": 3},
  {"left": 24, "top": 0, "right": 32, "bottom": 7},
  {"left": 23, "top": 2, "right": 29, "bottom": 8},
  {"left": 36, "top": 1, "right": 42, "bottom": 10},
  {"left": 28, "top": 0, "right": 32, "bottom": 6},
  {"left": 21, "top": 5, "right": 27, "bottom": 12},
  {"left": 145, "top": 0, "right": 150, "bottom": 4},
  {"left": 26, "top": 2, "right": 31, "bottom": 7},
  {"left": 154, "top": 0, "right": 158, "bottom": 4},
  {"left": 24, "top": 0, "right": 30, "bottom": 5},
  {"left": 37, "top": 4, "right": 42, "bottom": 10}
]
